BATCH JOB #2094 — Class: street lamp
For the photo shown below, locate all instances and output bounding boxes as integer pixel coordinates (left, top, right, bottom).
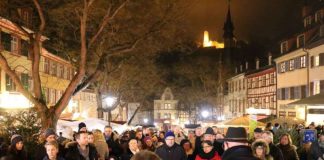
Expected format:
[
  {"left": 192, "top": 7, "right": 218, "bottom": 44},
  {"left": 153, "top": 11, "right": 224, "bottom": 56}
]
[
  {"left": 143, "top": 118, "right": 148, "bottom": 124},
  {"left": 201, "top": 110, "right": 209, "bottom": 118},
  {"left": 101, "top": 96, "right": 118, "bottom": 125},
  {"left": 104, "top": 97, "right": 117, "bottom": 107}
]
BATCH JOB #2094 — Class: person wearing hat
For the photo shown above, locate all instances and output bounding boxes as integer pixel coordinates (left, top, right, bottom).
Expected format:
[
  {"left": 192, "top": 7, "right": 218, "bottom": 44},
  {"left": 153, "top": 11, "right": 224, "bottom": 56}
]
[
  {"left": 78, "top": 122, "right": 87, "bottom": 132},
  {"left": 155, "top": 130, "right": 187, "bottom": 160},
  {"left": 6, "top": 134, "right": 28, "bottom": 160},
  {"left": 221, "top": 127, "right": 259, "bottom": 160},
  {"left": 251, "top": 139, "right": 273, "bottom": 160},
  {"left": 249, "top": 128, "right": 263, "bottom": 144},
  {"left": 35, "top": 128, "right": 63, "bottom": 160}
]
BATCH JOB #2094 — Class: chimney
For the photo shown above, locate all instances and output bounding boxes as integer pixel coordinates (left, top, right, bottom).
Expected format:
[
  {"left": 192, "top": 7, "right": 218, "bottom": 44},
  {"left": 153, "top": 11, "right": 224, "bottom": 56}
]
[
  {"left": 256, "top": 58, "right": 260, "bottom": 70},
  {"left": 245, "top": 61, "right": 249, "bottom": 70},
  {"left": 268, "top": 53, "right": 272, "bottom": 65},
  {"left": 240, "top": 64, "right": 243, "bottom": 72}
]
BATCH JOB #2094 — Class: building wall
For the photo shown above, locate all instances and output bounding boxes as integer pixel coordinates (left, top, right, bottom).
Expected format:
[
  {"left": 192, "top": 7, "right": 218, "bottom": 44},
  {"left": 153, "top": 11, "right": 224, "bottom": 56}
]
[{"left": 226, "top": 73, "right": 247, "bottom": 118}]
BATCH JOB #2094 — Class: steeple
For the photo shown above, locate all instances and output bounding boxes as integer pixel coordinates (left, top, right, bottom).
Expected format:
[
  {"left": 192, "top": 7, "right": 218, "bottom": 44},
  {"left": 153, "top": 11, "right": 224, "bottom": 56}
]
[{"left": 223, "top": 1, "right": 235, "bottom": 48}]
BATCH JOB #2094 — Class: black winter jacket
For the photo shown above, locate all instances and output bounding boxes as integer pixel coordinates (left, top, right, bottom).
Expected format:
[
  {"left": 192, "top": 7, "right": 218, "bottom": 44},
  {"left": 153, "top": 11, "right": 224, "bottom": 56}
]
[
  {"left": 64, "top": 142, "right": 98, "bottom": 160},
  {"left": 155, "top": 143, "right": 187, "bottom": 160},
  {"left": 221, "top": 145, "right": 259, "bottom": 160},
  {"left": 269, "top": 142, "right": 284, "bottom": 160},
  {"left": 276, "top": 144, "right": 299, "bottom": 160}
]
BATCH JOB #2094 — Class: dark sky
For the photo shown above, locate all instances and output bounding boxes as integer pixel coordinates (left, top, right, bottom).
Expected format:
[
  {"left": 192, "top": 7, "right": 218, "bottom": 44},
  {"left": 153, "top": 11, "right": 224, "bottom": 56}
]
[{"left": 186, "top": 0, "right": 304, "bottom": 47}]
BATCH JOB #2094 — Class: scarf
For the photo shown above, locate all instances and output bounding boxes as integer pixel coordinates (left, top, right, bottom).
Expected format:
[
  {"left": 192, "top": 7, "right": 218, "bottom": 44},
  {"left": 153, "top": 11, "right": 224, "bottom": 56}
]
[{"left": 198, "top": 148, "right": 217, "bottom": 159}]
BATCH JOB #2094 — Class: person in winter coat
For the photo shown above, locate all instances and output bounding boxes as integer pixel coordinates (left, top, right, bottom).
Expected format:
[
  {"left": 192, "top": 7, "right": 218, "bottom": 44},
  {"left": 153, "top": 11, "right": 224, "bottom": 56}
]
[
  {"left": 308, "top": 132, "right": 324, "bottom": 160},
  {"left": 195, "top": 140, "right": 221, "bottom": 160},
  {"left": 6, "top": 134, "right": 28, "bottom": 160},
  {"left": 155, "top": 131, "right": 187, "bottom": 160},
  {"left": 43, "top": 141, "right": 65, "bottom": 160},
  {"left": 92, "top": 130, "right": 109, "bottom": 160},
  {"left": 251, "top": 139, "right": 273, "bottom": 160},
  {"left": 65, "top": 131, "right": 98, "bottom": 160},
  {"left": 261, "top": 131, "right": 284, "bottom": 160},
  {"left": 180, "top": 139, "right": 194, "bottom": 160},
  {"left": 130, "top": 150, "right": 161, "bottom": 160},
  {"left": 35, "top": 128, "right": 65, "bottom": 160},
  {"left": 103, "top": 126, "right": 121, "bottom": 158},
  {"left": 276, "top": 133, "right": 299, "bottom": 160},
  {"left": 221, "top": 127, "right": 259, "bottom": 160},
  {"left": 120, "top": 139, "right": 140, "bottom": 160}
]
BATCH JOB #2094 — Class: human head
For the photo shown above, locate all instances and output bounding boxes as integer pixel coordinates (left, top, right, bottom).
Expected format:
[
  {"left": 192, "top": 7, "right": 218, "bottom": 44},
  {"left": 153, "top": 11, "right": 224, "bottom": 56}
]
[
  {"left": 144, "top": 136, "right": 153, "bottom": 147},
  {"left": 279, "top": 133, "right": 292, "bottom": 146},
  {"left": 261, "top": 131, "right": 273, "bottom": 144},
  {"left": 180, "top": 139, "right": 192, "bottom": 152},
  {"left": 136, "top": 130, "right": 143, "bottom": 139},
  {"left": 223, "top": 127, "right": 249, "bottom": 151},
  {"left": 92, "top": 129, "right": 105, "bottom": 143},
  {"left": 319, "top": 132, "right": 324, "bottom": 142},
  {"left": 158, "top": 131, "right": 165, "bottom": 139},
  {"left": 104, "top": 126, "right": 113, "bottom": 137},
  {"left": 201, "top": 140, "right": 214, "bottom": 154},
  {"left": 164, "top": 131, "right": 175, "bottom": 147},
  {"left": 195, "top": 127, "right": 203, "bottom": 137},
  {"left": 44, "top": 128, "right": 56, "bottom": 143},
  {"left": 212, "top": 126, "right": 218, "bottom": 134},
  {"left": 188, "top": 130, "right": 195, "bottom": 139},
  {"left": 128, "top": 139, "right": 138, "bottom": 151},
  {"left": 78, "top": 122, "right": 87, "bottom": 132},
  {"left": 11, "top": 134, "right": 23, "bottom": 151},
  {"left": 44, "top": 141, "right": 59, "bottom": 160},
  {"left": 253, "top": 128, "right": 263, "bottom": 140},
  {"left": 252, "top": 140, "right": 269, "bottom": 158},
  {"left": 75, "top": 131, "right": 89, "bottom": 146},
  {"left": 203, "top": 127, "right": 215, "bottom": 142},
  {"left": 130, "top": 150, "right": 161, "bottom": 160},
  {"left": 88, "top": 132, "right": 94, "bottom": 143}
]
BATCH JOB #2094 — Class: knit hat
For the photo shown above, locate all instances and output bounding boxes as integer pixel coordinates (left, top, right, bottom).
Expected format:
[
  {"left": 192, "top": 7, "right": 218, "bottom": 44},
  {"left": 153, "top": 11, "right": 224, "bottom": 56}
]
[
  {"left": 254, "top": 128, "right": 263, "bottom": 133},
  {"left": 164, "top": 131, "right": 175, "bottom": 139},
  {"left": 44, "top": 128, "right": 56, "bottom": 139},
  {"left": 204, "top": 127, "right": 215, "bottom": 135},
  {"left": 78, "top": 122, "right": 87, "bottom": 131},
  {"left": 11, "top": 134, "right": 23, "bottom": 145}
]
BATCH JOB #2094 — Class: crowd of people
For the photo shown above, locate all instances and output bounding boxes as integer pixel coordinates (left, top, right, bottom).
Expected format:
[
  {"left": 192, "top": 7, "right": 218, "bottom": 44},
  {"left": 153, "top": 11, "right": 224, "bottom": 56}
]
[{"left": 0, "top": 121, "right": 323, "bottom": 160}]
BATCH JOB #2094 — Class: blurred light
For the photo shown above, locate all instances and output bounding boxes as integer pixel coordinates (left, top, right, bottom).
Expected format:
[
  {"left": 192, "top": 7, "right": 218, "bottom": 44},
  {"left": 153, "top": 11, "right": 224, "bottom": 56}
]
[
  {"left": 143, "top": 118, "right": 148, "bottom": 124},
  {"left": 0, "top": 91, "right": 32, "bottom": 109},
  {"left": 201, "top": 110, "right": 209, "bottom": 118},
  {"left": 104, "top": 96, "right": 116, "bottom": 108}
]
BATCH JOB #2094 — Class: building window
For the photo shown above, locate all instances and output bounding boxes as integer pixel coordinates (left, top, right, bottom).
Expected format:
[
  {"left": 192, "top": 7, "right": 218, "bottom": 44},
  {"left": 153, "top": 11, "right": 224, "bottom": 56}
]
[
  {"left": 270, "top": 73, "right": 275, "bottom": 84},
  {"left": 11, "top": 36, "right": 19, "bottom": 54},
  {"left": 57, "top": 64, "right": 64, "bottom": 78},
  {"left": 262, "top": 76, "right": 266, "bottom": 87},
  {"left": 6, "top": 74, "right": 16, "bottom": 91},
  {"left": 289, "top": 59, "right": 295, "bottom": 71},
  {"left": 314, "top": 81, "right": 320, "bottom": 95},
  {"left": 1, "top": 31, "right": 11, "bottom": 51},
  {"left": 44, "top": 58, "right": 50, "bottom": 74},
  {"left": 50, "top": 62, "right": 57, "bottom": 76},
  {"left": 297, "top": 34, "right": 305, "bottom": 48},
  {"left": 281, "top": 41, "right": 288, "bottom": 54},
  {"left": 288, "top": 112, "right": 296, "bottom": 117},
  {"left": 255, "top": 77, "right": 259, "bottom": 87},
  {"left": 315, "top": 55, "right": 320, "bottom": 66},
  {"left": 21, "top": 73, "right": 29, "bottom": 90},
  {"left": 164, "top": 103, "right": 171, "bottom": 109},
  {"left": 315, "top": 10, "right": 323, "bottom": 23},
  {"left": 300, "top": 56, "right": 306, "bottom": 68},
  {"left": 280, "top": 62, "right": 286, "bottom": 73},
  {"left": 304, "top": 16, "right": 312, "bottom": 27}
]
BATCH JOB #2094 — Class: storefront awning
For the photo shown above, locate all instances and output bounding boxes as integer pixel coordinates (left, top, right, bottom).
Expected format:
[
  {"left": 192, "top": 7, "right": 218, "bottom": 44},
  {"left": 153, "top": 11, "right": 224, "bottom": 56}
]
[{"left": 288, "top": 93, "right": 324, "bottom": 106}]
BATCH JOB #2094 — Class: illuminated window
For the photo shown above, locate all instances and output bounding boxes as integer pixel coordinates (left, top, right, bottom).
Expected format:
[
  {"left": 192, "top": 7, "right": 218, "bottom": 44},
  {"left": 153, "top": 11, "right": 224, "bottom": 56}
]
[
  {"left": 21, "top": 73, "right": 29, "bottom": 90},
  {"left": 304, "top": 16, "right": 312, "bottom": 27},
  {"left": 280, "top": 62, "right": 286, "bottom": 73},
  {"left": 314, "top": 81, "right": 320, "bottom": 95},
  {"left": 289, "top": 59, "right": 295, "bottom": 71},
  {"left": 164, "top": 103, "right": 171, "bottom": 109},
  {"left": 300, "top": 56, "right": 306, "bottom": 68},
  {"left": 5, "top": 74, "right": 16, "bottom": 91},
  {"left": 315, "top": 55, "right": 320, "bottom": 66},
  {"left": 270, "top": 73, "right": 275, "bottom": 84},
  {"left": 262, "top": 76, "right": 266, "bottom": 87}
]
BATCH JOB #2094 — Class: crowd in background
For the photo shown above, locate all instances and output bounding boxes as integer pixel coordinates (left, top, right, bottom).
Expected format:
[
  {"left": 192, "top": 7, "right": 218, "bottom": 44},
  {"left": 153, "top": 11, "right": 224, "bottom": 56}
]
[{"left": 0, "top": 121, "right": 323, "bottom": 160}]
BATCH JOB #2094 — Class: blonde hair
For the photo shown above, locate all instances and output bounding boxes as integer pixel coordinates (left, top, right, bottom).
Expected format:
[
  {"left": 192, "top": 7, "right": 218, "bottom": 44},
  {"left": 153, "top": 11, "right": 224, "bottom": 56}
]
[
  {"left": 44, "top": 141, "right": 58, "bottom": 149},
  {"left": 93, "top": 129, "right": 106, "bottom": 142}
]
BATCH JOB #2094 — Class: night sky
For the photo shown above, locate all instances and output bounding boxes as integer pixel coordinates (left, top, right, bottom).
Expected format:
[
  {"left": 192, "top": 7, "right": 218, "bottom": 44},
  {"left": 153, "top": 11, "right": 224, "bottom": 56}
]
[{"left": 186, "top": 0, "right": 304, "bottom": 48}]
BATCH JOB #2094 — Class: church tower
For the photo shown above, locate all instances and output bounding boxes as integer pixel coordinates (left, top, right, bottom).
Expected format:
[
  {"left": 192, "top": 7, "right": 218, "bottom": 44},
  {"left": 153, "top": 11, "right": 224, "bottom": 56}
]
[{"left": 223, "top": 2, "right": 235, "bottom": 48}]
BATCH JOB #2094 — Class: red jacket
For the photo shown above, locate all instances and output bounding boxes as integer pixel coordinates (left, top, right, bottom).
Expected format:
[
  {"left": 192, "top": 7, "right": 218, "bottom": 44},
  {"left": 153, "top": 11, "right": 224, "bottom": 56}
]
[{"left": 195, "top": 152, "right": 221, "bottom": 160}]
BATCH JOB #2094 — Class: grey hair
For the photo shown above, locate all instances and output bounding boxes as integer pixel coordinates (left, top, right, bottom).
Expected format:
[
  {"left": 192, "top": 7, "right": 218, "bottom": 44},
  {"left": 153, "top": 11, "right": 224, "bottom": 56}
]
[{"left": 262, "top": 131, "right": 273, "bottom": 142}]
